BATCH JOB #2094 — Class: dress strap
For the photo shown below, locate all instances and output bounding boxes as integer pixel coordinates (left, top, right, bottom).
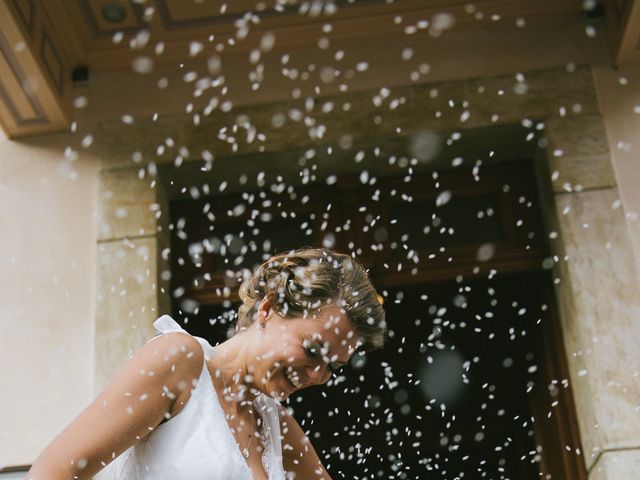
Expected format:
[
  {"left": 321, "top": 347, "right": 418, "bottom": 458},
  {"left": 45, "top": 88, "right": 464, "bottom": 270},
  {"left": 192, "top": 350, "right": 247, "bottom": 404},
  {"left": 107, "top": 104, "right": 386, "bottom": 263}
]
[
  {"left": 149, "top": 314, "right": 216, "bottom": 360},
  {"left": 153, "top": 314, "right": 187, "bottom": 335}
]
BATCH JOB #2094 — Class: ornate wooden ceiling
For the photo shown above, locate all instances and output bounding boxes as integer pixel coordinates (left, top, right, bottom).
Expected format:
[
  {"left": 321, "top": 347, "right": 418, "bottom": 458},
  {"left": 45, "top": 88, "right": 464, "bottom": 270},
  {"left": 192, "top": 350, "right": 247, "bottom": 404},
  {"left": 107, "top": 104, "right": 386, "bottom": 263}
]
[
  {"left": 0, "top": 0, "right": 639, "bottom": 138},
  {"left": 42, "top": 0, "right": 588, "bottom": 70}
]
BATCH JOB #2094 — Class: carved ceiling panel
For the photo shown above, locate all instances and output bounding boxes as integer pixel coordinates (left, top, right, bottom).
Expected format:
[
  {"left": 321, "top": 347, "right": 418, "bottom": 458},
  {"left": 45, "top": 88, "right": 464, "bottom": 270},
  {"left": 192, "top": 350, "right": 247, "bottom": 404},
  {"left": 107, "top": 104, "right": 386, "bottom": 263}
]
[{"left": 1, "top": 0, "right": 639, "bottom": 138}]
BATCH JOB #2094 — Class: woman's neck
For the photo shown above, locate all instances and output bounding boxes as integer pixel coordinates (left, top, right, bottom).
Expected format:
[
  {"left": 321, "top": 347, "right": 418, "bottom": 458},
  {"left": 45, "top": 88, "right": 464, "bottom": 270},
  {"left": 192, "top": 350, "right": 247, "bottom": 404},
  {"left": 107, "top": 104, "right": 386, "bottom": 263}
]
[{"left": 209, "top": 331, "right": 260, "bottom": 410}]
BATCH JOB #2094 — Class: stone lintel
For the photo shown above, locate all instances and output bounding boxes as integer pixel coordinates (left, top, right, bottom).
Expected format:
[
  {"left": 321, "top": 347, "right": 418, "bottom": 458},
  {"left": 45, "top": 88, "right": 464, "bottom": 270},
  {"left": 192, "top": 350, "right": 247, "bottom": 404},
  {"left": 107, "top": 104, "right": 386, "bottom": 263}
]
[{"left": 97, "top": 66, "right": 598, "bottom": 170}]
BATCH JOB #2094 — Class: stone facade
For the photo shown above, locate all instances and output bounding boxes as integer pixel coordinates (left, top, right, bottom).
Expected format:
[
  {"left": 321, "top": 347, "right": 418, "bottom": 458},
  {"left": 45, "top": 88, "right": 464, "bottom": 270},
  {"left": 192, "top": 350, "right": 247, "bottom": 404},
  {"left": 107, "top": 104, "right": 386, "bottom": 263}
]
[{"left": 93, "top": 65, "right": 640, "bottom": 478}]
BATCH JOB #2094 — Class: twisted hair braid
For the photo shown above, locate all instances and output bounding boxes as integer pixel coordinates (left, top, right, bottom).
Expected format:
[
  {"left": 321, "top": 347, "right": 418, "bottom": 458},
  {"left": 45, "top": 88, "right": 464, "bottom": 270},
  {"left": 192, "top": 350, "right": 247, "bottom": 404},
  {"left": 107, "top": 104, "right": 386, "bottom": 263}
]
[{"left": 236, "top": 247, "right": 386, "bottom": 351}]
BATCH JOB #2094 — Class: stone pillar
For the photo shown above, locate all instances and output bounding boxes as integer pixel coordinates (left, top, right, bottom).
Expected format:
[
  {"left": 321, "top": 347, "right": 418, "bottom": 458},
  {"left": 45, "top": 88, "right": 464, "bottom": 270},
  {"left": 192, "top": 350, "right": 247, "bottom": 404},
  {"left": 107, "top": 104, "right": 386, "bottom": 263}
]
[
  {"left": 541, "top": 114, "right": 640, "bottom": 477},
  {"left": 95, "top": 166, "right": 171, "bottom": 392}
]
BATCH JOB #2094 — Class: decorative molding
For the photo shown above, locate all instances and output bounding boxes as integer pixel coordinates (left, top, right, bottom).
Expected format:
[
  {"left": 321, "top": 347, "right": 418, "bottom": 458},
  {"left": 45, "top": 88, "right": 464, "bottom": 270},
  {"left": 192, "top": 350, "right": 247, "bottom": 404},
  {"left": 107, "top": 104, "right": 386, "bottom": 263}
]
[
  {"left": 0, "top": 28, "right": 48, "bottom": 126},
  {"left": 0, "top": 83, "right": 47, "bottom": 128},
  {"left": 154, "top": 0, "right": 384, "bottom": 30},
  {"left": 73, "top": 0, "right": 582, "bottom": 70},
  {"left": 40, "top": 28, "right": 64, "bottom": 94},
  {"left": 0, "top": 0, "right": 71, "bottom": 137},
  {"left": 76, "top": 0, "right": 145, "bottom": 37},
  {"left": 10, "top": 0, "right": 34, "bottom": 36}
]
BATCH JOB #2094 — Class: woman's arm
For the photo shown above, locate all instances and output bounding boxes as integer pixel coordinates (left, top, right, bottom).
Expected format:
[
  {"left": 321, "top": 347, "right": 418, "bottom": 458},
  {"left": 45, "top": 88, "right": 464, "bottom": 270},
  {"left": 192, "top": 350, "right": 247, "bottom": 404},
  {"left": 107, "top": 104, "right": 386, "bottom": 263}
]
[
  {"left": 279, "top": 406, "right": 332, "bottom": 480},
  {"left": 26, "top": 332, "right": 204, "bottom": 480}
]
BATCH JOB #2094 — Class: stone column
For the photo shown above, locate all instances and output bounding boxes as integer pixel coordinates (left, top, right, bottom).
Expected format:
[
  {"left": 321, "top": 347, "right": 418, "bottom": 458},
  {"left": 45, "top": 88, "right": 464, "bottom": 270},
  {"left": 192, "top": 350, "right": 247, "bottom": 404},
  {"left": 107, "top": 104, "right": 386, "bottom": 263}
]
[
  {"left": 541, "top": 114, "right": 640, "bottom": 477},
  {"left": 95, "top": 165, "right": 171, "bottom": 392}
]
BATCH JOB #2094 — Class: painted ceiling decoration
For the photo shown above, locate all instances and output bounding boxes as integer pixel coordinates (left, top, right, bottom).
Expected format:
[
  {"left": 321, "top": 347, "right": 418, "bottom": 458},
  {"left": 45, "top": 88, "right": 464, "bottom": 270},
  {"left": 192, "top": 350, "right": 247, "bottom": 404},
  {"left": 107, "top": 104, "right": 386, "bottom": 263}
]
[{"left": 0, "top": 0, "right": 638, "bottom": 138}]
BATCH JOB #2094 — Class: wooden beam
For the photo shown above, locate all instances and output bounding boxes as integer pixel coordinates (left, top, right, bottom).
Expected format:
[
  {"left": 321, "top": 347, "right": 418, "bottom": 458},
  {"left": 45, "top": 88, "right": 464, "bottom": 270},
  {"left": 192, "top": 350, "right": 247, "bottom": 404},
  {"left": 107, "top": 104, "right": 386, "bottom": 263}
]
[
  {"left": 0, "top": 0, "right": 73, "bottom": 138},
  {"left": 58, "top": 0, "right": 582, "bottom": 72}
]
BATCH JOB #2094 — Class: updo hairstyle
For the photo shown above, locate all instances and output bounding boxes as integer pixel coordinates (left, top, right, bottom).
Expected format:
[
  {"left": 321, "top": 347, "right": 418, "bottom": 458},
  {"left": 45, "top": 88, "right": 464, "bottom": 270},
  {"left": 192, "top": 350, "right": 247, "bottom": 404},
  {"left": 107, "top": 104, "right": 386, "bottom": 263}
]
[{"left": 237, "top": 247, "right": 386, "bottom": 351}]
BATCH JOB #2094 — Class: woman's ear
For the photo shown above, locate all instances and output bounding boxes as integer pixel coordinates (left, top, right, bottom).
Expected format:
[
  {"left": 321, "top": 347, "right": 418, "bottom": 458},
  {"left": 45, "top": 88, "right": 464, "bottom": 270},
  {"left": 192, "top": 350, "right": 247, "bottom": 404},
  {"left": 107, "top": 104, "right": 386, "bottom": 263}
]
[{"left": 257, "top": 296, "right": 272, "bottom": 328}]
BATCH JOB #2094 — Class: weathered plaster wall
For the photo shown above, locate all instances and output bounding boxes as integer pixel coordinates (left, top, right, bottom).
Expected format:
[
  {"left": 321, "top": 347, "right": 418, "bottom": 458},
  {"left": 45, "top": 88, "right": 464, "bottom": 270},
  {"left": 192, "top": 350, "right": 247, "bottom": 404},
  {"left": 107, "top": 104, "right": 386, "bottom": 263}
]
[{"left": 0, "top": 133, "right": 99, "bottom": 465}]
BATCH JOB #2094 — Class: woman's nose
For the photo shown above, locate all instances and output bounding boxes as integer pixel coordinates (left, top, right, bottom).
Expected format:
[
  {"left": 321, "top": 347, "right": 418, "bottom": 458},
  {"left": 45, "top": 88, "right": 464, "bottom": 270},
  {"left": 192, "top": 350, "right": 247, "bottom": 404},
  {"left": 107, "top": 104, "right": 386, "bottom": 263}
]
[{"left": 305, "top": 363, "right": 331, "bottom": 385}]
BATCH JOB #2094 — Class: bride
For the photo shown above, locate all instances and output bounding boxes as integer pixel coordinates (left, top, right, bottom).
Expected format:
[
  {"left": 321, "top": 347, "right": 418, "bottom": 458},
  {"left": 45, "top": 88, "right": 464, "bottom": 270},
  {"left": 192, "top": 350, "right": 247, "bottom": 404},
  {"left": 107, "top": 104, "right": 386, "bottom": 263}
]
[{"left": 26, "top": 248, "right": 387, "bottom": 479}]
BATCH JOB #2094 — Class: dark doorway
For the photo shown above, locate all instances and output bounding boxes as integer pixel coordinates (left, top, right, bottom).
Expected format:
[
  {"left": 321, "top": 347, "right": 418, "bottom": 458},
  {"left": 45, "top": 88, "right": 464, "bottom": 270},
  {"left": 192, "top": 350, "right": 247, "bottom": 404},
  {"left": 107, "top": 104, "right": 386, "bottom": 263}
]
[
  {"left": 289, "top": 272, "right": 554, "bottom": 479},
  {"left": 167, "top": 160, "right": 585, "bottom": 479}
]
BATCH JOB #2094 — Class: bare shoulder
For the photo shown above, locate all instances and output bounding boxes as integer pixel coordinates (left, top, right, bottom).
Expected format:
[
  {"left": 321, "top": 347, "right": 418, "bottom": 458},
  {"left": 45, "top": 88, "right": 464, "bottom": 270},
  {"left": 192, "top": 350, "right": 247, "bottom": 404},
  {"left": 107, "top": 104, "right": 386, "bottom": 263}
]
[
  {"left": 117, "top": 331, "right": 206, "bottom": 401},
  {"left": 142, "top": 331, "right": 205, "bottom": 379},
  {"left": 26, "top": 331, "right": 205, "bottom": 480},
  {"left": 99, "top": 332, "right": 204, "bottom": 421},
  {"left": 141, "top": 331, "right": 205, "bottom": 416}
]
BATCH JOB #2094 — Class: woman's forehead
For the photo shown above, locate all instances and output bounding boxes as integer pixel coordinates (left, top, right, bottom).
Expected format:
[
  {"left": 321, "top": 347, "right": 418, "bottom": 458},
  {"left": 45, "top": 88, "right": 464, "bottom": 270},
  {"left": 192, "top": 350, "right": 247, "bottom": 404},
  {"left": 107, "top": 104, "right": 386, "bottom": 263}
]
[{"left": 303, "top": 308, "right": 359, "bottom": 355}]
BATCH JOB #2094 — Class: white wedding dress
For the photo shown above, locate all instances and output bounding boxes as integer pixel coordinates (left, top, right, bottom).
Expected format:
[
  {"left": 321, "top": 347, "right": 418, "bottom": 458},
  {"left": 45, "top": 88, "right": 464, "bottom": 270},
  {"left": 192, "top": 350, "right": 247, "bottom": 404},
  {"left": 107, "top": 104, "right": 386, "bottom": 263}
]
[{"left": 97, "top": 315, "right": 286, "bottom": 480}]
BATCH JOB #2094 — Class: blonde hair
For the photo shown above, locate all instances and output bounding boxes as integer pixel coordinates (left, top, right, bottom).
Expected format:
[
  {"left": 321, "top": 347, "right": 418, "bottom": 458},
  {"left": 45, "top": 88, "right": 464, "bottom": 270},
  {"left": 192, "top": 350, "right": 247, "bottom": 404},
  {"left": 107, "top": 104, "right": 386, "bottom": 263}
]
[{"left": 237, "top": 247, "right": 386, "bottom": 351}]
